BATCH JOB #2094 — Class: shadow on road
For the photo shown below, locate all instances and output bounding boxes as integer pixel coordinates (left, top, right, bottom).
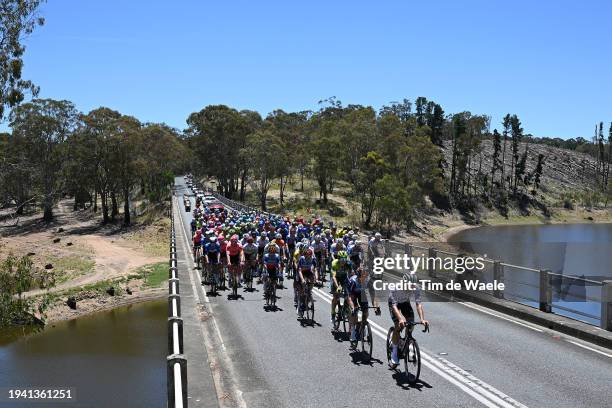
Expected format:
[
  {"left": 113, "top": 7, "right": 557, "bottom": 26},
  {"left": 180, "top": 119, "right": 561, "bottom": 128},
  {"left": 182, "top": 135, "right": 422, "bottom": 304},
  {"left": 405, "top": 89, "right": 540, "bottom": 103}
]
[{"left": 390, "top": 369, "right": 432, "bottom": 391}]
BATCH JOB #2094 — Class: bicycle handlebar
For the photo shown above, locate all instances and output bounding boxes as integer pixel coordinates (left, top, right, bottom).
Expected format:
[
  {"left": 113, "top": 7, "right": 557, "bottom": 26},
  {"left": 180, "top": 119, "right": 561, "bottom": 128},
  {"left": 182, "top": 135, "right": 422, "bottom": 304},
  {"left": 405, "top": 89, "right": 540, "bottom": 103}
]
[{"left": 406, "top": 321, "right": 430, "bottom": 333}]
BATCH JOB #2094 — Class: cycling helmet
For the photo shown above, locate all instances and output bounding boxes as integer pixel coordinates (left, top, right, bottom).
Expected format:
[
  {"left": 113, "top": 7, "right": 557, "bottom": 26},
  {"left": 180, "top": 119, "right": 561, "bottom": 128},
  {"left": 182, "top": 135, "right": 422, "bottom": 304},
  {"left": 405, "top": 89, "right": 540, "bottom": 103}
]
[
  {"left": 268, "top": 245, "right": 277, "bottom": 253},
  {"left": 230, "top": 234, "right": 239, "bottom": 242},
  {"left": 247, "top": 236, "right": 254, "bottom": 243},
  {"left": 337, "top": 250, "right": 348, "bottom": 259},
  {"left": 210, "top": 236, "right": 217, "bottom": 242},
  {"left": 275, "top": 233, "right": 282, "bottom": 239}
]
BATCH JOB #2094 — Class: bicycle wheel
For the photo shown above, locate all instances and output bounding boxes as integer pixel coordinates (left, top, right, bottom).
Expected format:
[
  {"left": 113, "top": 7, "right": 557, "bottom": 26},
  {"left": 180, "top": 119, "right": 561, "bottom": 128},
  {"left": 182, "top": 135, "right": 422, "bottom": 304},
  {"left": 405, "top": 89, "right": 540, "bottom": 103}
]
[
  {"left": 404, "top": 338, "right": 421, "bottom": 384},
  {"left": 272, "top": 281, "right": 277, "bottom": 306},
  {"left": 386, "top": 327, "right": 394, "bottom": 365},
  {"left": 333, "top": 301, "right": 342, "bottom": 331},
  {"left": 361, "top": 322, "right": 373, "bottom": 361},
  {"left": 232, "top": 272, "right": 238, "bottom": 298}
]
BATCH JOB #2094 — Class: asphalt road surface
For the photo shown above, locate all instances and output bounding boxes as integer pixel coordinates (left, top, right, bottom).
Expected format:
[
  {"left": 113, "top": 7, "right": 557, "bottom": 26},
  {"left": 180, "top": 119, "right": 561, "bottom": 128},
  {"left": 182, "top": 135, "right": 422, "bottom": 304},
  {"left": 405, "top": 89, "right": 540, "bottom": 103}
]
[{"left": 174, "top": 177, "right": 612, "bottom": 408}]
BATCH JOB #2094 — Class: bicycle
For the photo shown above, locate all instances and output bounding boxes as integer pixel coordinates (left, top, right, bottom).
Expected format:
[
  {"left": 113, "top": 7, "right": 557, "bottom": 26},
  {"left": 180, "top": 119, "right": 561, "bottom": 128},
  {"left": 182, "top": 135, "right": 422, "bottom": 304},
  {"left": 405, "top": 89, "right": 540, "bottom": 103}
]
[
  {"left": 228, "top": 263, "right": 242, "bottom": 298},
  {"left": 298, "top": 278, "right": 315, "bottom": 325},
  {"left": 332, "top": 293, "right": 350, "bottom": 333},
  {"left": 386, "top": 321, "right": 429, "bottom": 384},
  {"left": 315, "top": 252, "right": 326, "bottom": 286},
  {"left": 286, "top": 250, "right": 295, "bottom": 279},
  {"left": 263, "top": 268, "right": 278, "bottom": 308},
  {"left": 208, "top": 263, "right": 221, "bottom": 294},
  {"left": 351, "top": 306, "right": 380, "bottom": 361},
  {"left": 194, "top": 245, "right": 202, "bottom": 269},
  {"left": 243, "top": 259, "right": 256, "bottom": 291}
]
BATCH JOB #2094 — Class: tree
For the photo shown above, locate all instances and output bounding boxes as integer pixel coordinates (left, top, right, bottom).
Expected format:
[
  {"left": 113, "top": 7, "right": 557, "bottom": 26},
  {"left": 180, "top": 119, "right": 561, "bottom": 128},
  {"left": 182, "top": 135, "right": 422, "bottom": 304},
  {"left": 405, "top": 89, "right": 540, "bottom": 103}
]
[
  {"left": 9, "top": 99, "right": 79, "bottom": 221},
  {"left": 353, "top": 151, "right": 388, "bottom": 226},
  {"left": 402, "top": 133, "right": 444, "bottom": 197},
  {"left": 373, "top": 174, "right": 419, "bottom": 235},
  {"left": 533, "top": 153, "right": 545, "bottom": 189},
  {"left": 501, "top": 114, "right": 511, "bottom": 190},
  {"left": 0, "top": 253, "right": 54, "bottom": 327},
  {"left": 0, "top": 0, "right": 45, "bottom": 120},
  {"left": 510, "top": 114, "right": 523, "bottom": 194},
  {"left": 243, "top": 129, "right": 286, "bottom": 210},
  {"left": 186, "top": 105, "right": 252, "bottom": 198},
  {"left": 491, "top": 129, "right": 502, "bottom": 194}
]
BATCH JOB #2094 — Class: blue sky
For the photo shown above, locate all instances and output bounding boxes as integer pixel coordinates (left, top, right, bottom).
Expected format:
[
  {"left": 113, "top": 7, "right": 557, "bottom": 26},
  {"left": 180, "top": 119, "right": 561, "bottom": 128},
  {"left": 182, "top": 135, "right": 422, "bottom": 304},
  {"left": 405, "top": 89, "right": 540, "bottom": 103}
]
[{"left": 12, "top": 0, "right": 612, "bottom": 138}]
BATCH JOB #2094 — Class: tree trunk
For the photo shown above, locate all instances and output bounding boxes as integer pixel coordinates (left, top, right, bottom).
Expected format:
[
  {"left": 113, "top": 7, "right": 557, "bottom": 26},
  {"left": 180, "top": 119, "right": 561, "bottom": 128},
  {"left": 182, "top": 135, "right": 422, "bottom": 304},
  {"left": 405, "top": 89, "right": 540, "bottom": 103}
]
[
  {"left": 111, "top": 191, "right": 118, "bottom": 220},
  {"left": 93, "top": 189, "right": 98, "bottom": 213},
  {"left": 123, "top": 188, "right": 131, "bottom": 225},
  {"left": 101, "top": 192, "right": 109, "bottom": 223},
  {"left": 43, "top": 206, "right": 53, "bottom": 222}
]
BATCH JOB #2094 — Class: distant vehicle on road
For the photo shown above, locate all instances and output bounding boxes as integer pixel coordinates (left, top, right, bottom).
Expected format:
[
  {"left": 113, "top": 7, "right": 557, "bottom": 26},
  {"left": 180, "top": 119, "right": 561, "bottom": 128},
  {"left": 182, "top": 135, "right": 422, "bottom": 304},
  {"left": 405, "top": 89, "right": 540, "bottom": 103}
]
[
  {"left": 203, "top": 195, "right": 216, "bottom": 205},
  {"left": 183, "top": 195, "right": 191, "bottom": 212}
]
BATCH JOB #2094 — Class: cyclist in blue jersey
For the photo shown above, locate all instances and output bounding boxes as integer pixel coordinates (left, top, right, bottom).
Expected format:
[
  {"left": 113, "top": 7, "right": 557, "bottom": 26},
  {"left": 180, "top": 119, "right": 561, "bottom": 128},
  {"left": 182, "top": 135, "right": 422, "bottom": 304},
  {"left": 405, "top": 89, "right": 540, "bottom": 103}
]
[{"left": 347, "top": 267, "right": 379, "bottom": 347}]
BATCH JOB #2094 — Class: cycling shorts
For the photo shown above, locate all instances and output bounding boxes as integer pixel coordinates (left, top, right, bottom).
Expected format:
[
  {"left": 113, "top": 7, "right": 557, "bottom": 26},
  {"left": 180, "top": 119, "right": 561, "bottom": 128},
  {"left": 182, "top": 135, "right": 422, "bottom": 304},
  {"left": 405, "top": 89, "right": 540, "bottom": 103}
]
[
  {"left": 389, "top": 301, "right": 414, "bottom": 325},
  {"left": 350, "top": 295, "right": 369, "bottom": 315},
  {"left": 207, "top": 253, "right": 220, "bottom": 264},
  {"left": 229, "top": 254, "right": 241, "bottom": 265},
  {"left": 300, "top": 270, "right": 314, "bottom": 283},
  {"left": 264, "top": 266, "right": 278, "bottom": 280}
]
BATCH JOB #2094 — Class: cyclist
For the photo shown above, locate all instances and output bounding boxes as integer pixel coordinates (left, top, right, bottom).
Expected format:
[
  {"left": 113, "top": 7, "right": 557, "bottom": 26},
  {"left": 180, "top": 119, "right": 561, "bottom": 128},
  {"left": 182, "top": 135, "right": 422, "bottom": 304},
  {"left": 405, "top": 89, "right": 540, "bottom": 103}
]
[
  {"left": 347, "top": 266, "right": 379, "bottom": 347},
  {"left": 312, "top": 235, "right": 327, "bottom": 281},
  {"left": 256, "top": 231, "right": 269, "bottom": 282},
  {"left": 368, "top": 232, "right": 386, "bottom": 280},
  {"left": 204, "top": 236, "right": 221, "bottom": 289},
  {"left": 190, "top": 218, "right": 197, "bottom": 234},
  {"left": 348, "top": 239, "right": 363, "bottom": 271},
  {"left": 193, "top": 228, "right": 203, "bottom": 263},
  {"left": 262, "top": 245, "right": 281, "bottom": 301},
  {"left": 242, "top": 235, "right": 258, "bottom": 285},
  {"left": 296, "top": 248, "right": 317, "bottom": 318},
  {"left": 226, "top": 234, "right": 244, "bottom": 290},
  {"left": 330, "top": 250, "right": 352, "bottom": 326},
  {"left": 389, "top": 273, "right": 428, "bottom": 368}
]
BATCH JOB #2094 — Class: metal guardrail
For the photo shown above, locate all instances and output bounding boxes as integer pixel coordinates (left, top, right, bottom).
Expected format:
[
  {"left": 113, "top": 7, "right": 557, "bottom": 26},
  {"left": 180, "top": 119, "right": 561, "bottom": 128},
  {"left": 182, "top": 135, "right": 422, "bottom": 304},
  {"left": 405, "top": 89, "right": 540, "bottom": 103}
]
[
  {"left": 167, "top": 201, "right": 187, "bottom": 408},
  {"left": 382, "top": 239, "right": 612, "bottom": 330},
  {"left": 191, "top": 182, "right": 612, "bottom": 331}
]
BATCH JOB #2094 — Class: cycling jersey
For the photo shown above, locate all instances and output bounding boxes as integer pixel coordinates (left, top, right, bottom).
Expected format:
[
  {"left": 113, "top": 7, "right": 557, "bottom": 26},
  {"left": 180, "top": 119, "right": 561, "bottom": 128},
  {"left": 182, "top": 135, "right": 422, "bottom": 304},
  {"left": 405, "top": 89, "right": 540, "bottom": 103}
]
[
  {"left": 331, "top": 259, "right": 351, "bottom": 292},
  {"left": 263, "top": 253, "right": 281, "bottom": 269},
  {"left": 286, "top": 234, "right": 297, "bottom": 248},
  {"left": 243, "top": 243, "right": 258, "bottom": 260},
  {"left": 312, "top": 241, "right": 326, "bottom": 253},
  {"left": 298, "top": 256, "right": 316, "bottom": 270},
  {"left": 226, "top": 242, "right": 242, "bottom": 257}
]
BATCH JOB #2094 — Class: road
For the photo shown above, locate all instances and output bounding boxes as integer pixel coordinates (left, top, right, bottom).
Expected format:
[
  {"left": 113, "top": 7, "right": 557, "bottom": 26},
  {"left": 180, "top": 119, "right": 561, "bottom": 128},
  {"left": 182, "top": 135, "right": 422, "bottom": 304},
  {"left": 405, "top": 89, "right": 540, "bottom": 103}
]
[{"left": 173, "top": 177, "right": 612, "bottom": 408}]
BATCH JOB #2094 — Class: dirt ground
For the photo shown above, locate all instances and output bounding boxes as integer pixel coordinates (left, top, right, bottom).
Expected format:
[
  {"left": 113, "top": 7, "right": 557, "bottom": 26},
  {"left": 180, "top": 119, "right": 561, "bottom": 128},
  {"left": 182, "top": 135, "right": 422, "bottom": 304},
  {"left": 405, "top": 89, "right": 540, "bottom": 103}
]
[{"left": 0, "top": 199, "right": 169, "bottom": 322}]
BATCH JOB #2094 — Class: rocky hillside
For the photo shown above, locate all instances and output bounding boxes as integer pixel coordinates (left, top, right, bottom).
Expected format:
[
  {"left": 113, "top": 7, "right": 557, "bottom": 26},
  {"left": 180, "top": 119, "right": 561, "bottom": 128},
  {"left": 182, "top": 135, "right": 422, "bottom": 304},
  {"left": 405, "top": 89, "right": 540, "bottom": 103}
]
[{"left": 441, "top": 140, "right": 602, "bottom": 201}]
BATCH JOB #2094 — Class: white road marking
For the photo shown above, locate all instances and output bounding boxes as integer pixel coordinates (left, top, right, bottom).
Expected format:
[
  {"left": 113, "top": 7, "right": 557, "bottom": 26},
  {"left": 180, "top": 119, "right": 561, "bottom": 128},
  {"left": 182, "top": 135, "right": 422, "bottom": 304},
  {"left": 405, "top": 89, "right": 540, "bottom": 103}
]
[
  {"left": 312, "top": 287, "right": 528, "bottom": 408},
  {"left": 565, "top": 340, "right": 612, "bottom": 358},
  {"left": 456, "top": 302, "right": 543, "bottom": 332}
]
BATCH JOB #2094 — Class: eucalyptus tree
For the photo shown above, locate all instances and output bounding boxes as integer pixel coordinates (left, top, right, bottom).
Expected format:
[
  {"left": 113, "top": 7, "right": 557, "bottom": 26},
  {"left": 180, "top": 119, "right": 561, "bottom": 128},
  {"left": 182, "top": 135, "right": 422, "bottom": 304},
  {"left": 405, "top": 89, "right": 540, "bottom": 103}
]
[
  {"left": 9, "top": 99, "right": 79, "bottom": 221},
  {"left": 0, "top": 0, "right": 45, "bottom": 120}
]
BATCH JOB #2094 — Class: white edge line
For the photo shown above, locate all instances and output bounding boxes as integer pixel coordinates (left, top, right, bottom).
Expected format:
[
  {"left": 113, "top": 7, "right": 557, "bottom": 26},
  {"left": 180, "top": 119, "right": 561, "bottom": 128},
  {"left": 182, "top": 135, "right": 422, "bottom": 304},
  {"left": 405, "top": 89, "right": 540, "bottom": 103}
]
[{"left": 565, "top": 340, "right": 612, "bottom": 358}]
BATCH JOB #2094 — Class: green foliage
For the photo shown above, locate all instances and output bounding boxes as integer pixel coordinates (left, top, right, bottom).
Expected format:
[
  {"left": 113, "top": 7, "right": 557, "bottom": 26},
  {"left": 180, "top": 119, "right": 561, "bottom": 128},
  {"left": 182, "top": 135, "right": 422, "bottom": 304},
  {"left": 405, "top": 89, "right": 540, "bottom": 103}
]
[
  {"left": 0, "top": 253, "right": 54, "bottom": 327},
  {"left": 373, "top": 175, "right": 419, "bottom": 233},
  {"left": 0, "top": 0, "right": 45, "bottom": 120}
]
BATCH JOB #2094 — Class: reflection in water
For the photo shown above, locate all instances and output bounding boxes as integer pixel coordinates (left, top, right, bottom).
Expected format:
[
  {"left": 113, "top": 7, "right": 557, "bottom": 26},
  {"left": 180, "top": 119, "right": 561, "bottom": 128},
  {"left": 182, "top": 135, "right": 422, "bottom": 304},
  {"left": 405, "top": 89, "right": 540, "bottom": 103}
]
[
  {"left": 0, "top": 299, "right": 166, "bottom": 407},
  {"left": 450, "top": 224, "right": 612, "bottom": 325}
]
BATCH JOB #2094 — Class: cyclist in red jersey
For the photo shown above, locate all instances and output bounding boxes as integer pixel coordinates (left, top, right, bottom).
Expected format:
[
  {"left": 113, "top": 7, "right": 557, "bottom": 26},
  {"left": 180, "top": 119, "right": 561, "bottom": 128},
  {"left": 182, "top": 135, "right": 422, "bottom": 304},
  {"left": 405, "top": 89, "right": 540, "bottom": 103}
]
[{"left": 226, "top": 234, "right": 244, "bottom": 291}]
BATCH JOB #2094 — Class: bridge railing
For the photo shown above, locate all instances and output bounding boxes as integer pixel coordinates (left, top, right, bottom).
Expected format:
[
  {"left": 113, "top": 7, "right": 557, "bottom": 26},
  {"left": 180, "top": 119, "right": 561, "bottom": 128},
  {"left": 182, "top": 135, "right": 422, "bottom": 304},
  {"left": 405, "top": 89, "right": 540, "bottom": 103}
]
[
  {"left": 193, "top": 185, "right": 612, "bottom": 331},
  {"left": 167, "top": 201, "right": 187, "bottom": 408},
  {"left": 380, "top": 239, "right": 612, "bottom": 330}
]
